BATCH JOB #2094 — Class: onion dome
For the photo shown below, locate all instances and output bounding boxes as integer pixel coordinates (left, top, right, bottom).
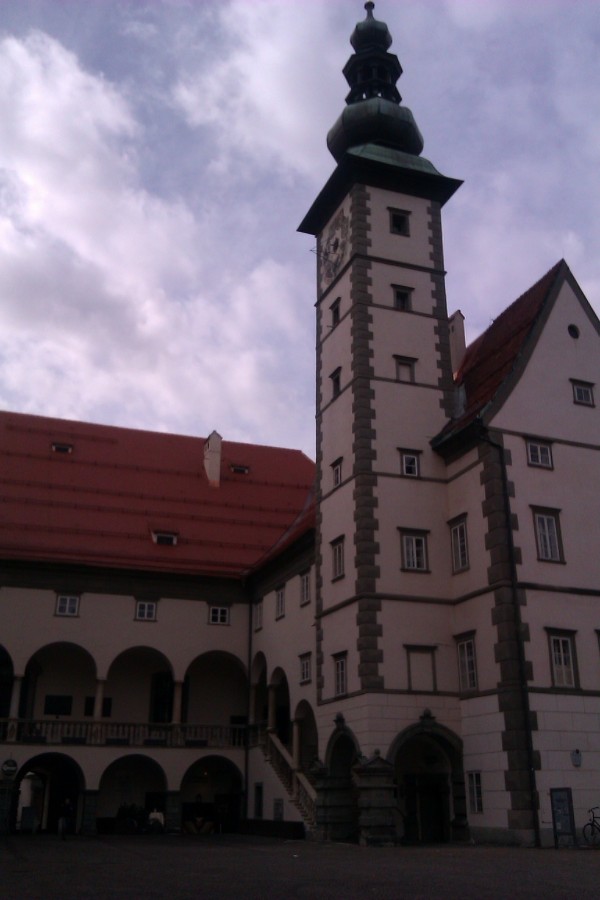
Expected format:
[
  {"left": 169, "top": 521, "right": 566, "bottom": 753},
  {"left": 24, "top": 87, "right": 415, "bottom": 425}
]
[{"left": 327, "top": 2, "right": 424, "bottom": 162}]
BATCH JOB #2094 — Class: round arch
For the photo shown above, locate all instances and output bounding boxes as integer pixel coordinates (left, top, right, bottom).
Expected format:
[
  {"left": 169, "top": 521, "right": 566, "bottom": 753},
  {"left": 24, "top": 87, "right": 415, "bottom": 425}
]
[
  {"left": 387, "top": 715, "right": 467, "bottom": 844},
  {"left": 96, "top": 754, "right": 167, "bottom": 832},
  {"left": 14, "top": 752, "right": 85, "bottom": 834},
  {"left": 293, "top": 700, "right": 319, "bottom": 771},
  {"left": 0, "top": 644, "right": 14, "bottom": 718},
  {"left": 183, "top": 650, "right": 248, "bottom": 730},
  {"left": 106, "top": 646, "right": 174, "bottom": 724},
  {"left": 180, "top": 755, "right": 243, "bottom": 833},
  {"left": 19, "top": 642, "right": 97, "bottom": 721}
]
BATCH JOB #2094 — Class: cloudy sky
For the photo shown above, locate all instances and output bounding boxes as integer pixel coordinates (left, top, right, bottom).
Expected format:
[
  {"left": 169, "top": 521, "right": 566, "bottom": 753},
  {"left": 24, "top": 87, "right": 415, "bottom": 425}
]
[{"left": 0, "top": 0, "right": 598, "bottom": 458}]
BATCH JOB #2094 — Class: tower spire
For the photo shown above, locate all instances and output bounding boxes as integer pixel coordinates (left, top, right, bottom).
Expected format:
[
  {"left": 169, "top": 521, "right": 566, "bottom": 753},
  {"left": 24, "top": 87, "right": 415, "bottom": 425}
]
[{"left": 327, "top": 2, "right": 424, "bottom": 161}]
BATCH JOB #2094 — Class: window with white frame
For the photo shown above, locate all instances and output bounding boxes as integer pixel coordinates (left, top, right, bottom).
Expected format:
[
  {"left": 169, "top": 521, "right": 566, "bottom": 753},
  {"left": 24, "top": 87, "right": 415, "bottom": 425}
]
[
  {"left": 209, "top": 606, "right": 230, "bottom": 625},
  {"left": 527, "top": 440, "right": 553, "bottom": 468},
  {"left": 332, "top": 457, "right": 343, "bottom": 488},
  {"left": 331, "top": 536, "right": 345, "bottom": 580},
  {"left": 334, "top": 653, "right": 347, "bottom": 696},
  {"left": 450, "top": 516, "right": 469, "bottom": 573},
  {"left": 456, "top": 634, "right": 478, "bottom": 692},
  {"left": 56, "top": 594, "right": 79, "bottom": 617},
  {"left": 395, "top": 355, "right": 417, "bottom": 383},
  {"left": 533, "top": 508, "right": 564, "bottom": 562},
  {"left": 275, "top": 585, "right": 285, "bottom": 619},
  {"left": 300, "top": 653, "right": 312, "bottom": 684},
  {"left": 399, "top": 449, "right": 420, "bottom": 478},
  {"left": 254, "top": 600, "right": 263, "bottom": 631},
  {"left": 135, "top": 600, "right": 156, "bottom": 621},
  {"left": 400, "top": 530, "right": 428, "bottom": 571},
  {"left": 571, "top": 379, "right": 594, "bottom": 406},
  {"left": 300, "top": 571, "right": 311, "bottom": 606},
  {"left": 467, "top": 771, "right": 483, "bottom": 814},
  {"left": 547, "top": 630, "right": 577, "bottom": 688}
]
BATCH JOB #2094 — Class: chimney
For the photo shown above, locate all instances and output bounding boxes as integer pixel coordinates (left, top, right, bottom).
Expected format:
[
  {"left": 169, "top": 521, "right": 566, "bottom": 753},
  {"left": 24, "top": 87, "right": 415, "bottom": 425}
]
[
  {"left": 448, "top": 310, "right": 466, "bottom": 377},
  {"left": 203, "top": 430, "right": 222, "bottom": 487}
]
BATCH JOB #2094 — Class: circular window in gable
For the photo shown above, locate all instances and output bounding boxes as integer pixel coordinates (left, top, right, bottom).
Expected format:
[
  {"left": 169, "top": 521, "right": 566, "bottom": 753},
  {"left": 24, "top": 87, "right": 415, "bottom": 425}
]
[{"left": 568, "top": 324, "right": 580, "bottom": 339}]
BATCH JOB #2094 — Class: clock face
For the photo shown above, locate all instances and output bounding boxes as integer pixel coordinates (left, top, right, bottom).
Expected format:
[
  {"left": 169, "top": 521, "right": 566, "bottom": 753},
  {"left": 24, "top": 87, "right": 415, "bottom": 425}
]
[{"left": 321, "top": 209, "right": 350, "bottom": 288}]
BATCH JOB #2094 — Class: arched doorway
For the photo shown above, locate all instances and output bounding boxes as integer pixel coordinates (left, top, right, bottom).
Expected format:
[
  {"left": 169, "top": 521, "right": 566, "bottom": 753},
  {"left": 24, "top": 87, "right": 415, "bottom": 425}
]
[
  {"left": 15, "top": 753, "right": 84, "bottom": 834},
  {"left": 390, "top": 716, "right": 467, "bottom": 844},
  {"left": 270, "top": 668, "right": 290, "bottom": 747},
  {"left": 181, "top": 756, "right": 243, "bottom": 833},
  {"left": 324, "top": 726, "right": 360, "bottom": 841},
  {"left": 96, "top": 755, "right": 167, "bottom": 833}
]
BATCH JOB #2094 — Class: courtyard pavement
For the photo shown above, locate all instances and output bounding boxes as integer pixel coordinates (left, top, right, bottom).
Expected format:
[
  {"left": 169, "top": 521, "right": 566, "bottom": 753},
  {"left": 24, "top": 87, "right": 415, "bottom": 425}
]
[{"left": 2, "top": 833, "right": 600, "bottom": 899}]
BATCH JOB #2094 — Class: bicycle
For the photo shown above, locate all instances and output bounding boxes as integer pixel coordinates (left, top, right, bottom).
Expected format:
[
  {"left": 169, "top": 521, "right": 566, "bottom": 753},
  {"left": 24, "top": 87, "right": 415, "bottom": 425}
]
[{"left": 583, "top": 807, "right": 600, "bottom": 846}]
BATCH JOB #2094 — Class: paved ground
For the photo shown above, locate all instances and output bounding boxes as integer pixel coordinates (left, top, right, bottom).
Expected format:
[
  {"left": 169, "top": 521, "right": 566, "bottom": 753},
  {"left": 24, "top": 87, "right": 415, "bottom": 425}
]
[{"left": 2, "top": 834, "right": 600, "bottom": 899}]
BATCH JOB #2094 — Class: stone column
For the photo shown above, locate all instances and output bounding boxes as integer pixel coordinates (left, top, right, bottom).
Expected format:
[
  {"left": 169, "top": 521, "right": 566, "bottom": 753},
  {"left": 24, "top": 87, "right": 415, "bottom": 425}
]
[
  {"left": 9, "top": 676, "right": 22, "bottom": 719},
  {"left": 165, "top": 791, "right": 181, "bottom": 833},
  {"left": 248, "top": 684, "right": 257, "bottom": 725},
  {"left": 171, "top": 681, "right": 183, "bottom": 725},
  {"left": 93, "top": 680, "right": 105, "bottom": 718}
]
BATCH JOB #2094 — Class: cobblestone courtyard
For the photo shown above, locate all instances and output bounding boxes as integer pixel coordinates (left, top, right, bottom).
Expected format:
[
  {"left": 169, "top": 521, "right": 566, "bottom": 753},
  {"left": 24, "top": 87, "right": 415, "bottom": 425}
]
[{"left": 2, "top": 835, "right": 600, "bottom": 899}]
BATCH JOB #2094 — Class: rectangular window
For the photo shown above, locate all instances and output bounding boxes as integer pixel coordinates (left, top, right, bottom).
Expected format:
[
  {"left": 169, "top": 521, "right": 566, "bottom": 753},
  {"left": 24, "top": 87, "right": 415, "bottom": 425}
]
[
  {"left": 56, "top": 594, "right": 79, "bottom": 617},
  {"left": 151, "top": 531, "right": 178, "bottom": 546},
  {"left": 275, "top": 586, "right": 285, "bottom": 619},
  {"left": 330, "top": 367, "right": 341, "bottom": 399},
  {"left": 533, "top": 508, "right": 564, "bottom": 562},
  {"left": 527, "top": 440, "right": 553, "bottom": 468},
  {"left": 300, "top": 571, "right": 311, "bottom": 606},
  {"left": 456, "top": 635, "right": 478, "bottom": 692},
  {"left": 467, "top": 772, "right": 483, "bottom": 814},
  {"left": 330, "top": 298, "right": 341, "bottom": 328},
  {"left": 399, "top": 450, "right": 420, "bottom": 478},
  {"left": 548, "top": 631, "right": 578, "bottom": 688},
  {"left": 44, "top": 695, "right": 72, "bottom": 716},
  {"left": 136, "top": 600, "right": 156, "bottom": 621},
  {"left": 389, "top": 208, "right": 410, "bottom": 236},
  {"left": 334, "top": 653, "right": 347, "bottom": 697},
  {"left": 84, "top": 696, "right": 112, "bottom": 718},
  {"left": 332, "top": 457, "right": 343, "bottom": 488},
  {"left": 450, "top": 517, "right": 469, "bottom": 573},
  {"left": 395, "top": 355, "right": 417, "bottom": 383},
  {"left": 400, "top": 531, "right": 428, "bottom": 571},
  {"left": 209, "top": 606, "right": 230, "bottom": 625},
  {"left": 254, "top": 600, "right": 263, "bottom": 631},
  {"left": 331, "top": 536, "right": 345, "bottom": 580},
  {"left": 393, "top": 285, "right": 413, "bottom": 311},
  {"left": 300, "top": 653, "right": 312, "bottom": 684},
  {"left": 405, "top": 645, "right": 437, "bottom": 692},
  {"left": 571, "top": 380, "right": 594, "bottom": 406}
]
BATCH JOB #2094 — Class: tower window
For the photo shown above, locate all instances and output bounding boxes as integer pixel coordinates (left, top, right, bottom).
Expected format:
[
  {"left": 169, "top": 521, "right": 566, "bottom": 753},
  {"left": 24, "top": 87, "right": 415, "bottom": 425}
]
[
  {"left": 395, "top": 356, "right": 417, "bottom": 383},
  {"left": 330, "top": 367, "right": 341, "bottom": 398},
  {"left": 389, "top": 208, "right": 411, "bottom": 236},
  {"left": 526, "top": 440, "right": 553, "bottom": 468},
  {"left": 333, "top": 652, "right": 347, "bottom": 696},
  {"left": 532, "top": 508, "right": 564, "bottom": 562},
  {"left": 393, "top": 286, "right": 413, "bottom": 311},
  {"left": 449, "top": 516, "right": 469, "bottom": 573},
  {"left": 456, "top": 634, "right": 478, "bottom": 692},
  {"left": 546, "top": 629, "right": 578, "bottom": 688},
  {"left": 399, "top": 449, "right": 420, "bottom": 478},
  {"left": 399, "top": 530, "right": 429, "bottom": 571},
  {"left": 331, "top": 536, "right": 345, "bottom": 580},
  {"left": 330, "top": 298, "right": 341, "bottom": 328},
  {"left": 331, "top": 457, "right": 343, "bottom": 487}
]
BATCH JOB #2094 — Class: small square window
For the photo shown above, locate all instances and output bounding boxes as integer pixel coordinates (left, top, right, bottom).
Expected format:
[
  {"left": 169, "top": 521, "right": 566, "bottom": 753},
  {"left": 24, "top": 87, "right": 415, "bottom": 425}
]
[
  {"left": 571, "top": 380, "right": 594, "bottom": 406},
  {"left": 400, "top": 450, "right": 420, "bottom": 478},
  {"left": 393, "top": 286, "right": 413, "bottom": 311},
  {"left": 332, "top": 457, "right": 343, "bottom": 488},
  {"left": 456, "top": 635, "right": 477, "bottom": 692},
  {"left": 331, "top": 536, "right": 345, "bottom": 580},
  {"left": 400, "top": 531, "right": 428, "bottom": 571},
  {"left": 527, "top": 440, "right": 553, "bottom": 468},
  {"left": 300, "top": 653, "right": 312, "bottom": 684},
  {"left": 547, "top": 630, "right": 578, "bottom": 688},
  {"left": 56, "top": 594, "right": 79, "bottom": 617},
  {"left": 395, "top": 356, "right": 417, "bottom": 383},
  {"left": 275, "top": 586, "right": 285, "bottom": 619},
  {"left": 467, "top": 772, "right": 483, "bottom": 814},
  {"left": 330, "top": 298, "right": 341, "bottom": 328},
  {"left": 450, "top": 517, "right": 469, "bottom": 573},
  {"left": 51, "top": 442, "right": 73, "bottom": 454},
  {"left": 300, "top": 571, "right": 311, "bottom": 606},
  {"left": 152, "top": 531, "right": 178, "bottom": 546},
  {"left": 330, "top": 367, "right": 341, "bottom": 399},
  {"left": 136, "top": 600, "right": 156, "bottom": 621},
  {"left": 532, "top": 508, "right": 564, "bottom": 563},
  {"left": 333, "top": 653, "right": 347, "bottom": 696},
  {"left": 389, "top": 208, "right": 410, "bottom": 236},
  {"left": 209, "top": 606, "right": 230, "bottom": 625}
]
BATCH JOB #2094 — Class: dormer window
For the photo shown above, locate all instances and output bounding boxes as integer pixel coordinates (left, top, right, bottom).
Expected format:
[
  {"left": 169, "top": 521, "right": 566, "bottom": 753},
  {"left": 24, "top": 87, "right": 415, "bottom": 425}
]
[
  {"left": 230, "top": 464, "right": 250, "bottom": 474},
  {"left": 152, "top": 531, "right": 178, "bottom": 546},
  {"left": 51, "top": 442, "right": 73, "bottom": 454},
  {"left": 389, "top": 208, "right": 410, "bottom": 236}
]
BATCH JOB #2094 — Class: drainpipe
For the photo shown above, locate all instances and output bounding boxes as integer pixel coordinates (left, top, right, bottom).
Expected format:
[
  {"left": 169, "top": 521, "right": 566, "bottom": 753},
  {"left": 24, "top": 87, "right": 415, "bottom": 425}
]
[{"left": 479, "top": 427, "right": 541, "bottom": 848}]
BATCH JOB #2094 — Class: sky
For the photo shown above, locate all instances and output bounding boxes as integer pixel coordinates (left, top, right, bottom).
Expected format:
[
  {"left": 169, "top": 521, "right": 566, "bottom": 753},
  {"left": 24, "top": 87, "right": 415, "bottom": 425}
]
[{"left": 0, "top": 0, "right": 598, "bottom": 459}]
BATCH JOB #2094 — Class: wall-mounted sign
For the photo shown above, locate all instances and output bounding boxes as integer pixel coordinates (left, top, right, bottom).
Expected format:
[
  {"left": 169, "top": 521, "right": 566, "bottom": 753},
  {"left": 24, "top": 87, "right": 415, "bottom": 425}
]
[{"left": 1, "top": 759, "right": 18, "bottom": 780}]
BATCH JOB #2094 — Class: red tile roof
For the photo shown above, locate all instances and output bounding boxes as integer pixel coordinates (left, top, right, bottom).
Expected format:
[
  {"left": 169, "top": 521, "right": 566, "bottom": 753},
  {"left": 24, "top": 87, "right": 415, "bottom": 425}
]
[
  {"left": 0, "top": 411, "right": 315, "bottom": 578},
  {"left": 436, "top": 260, "right": 566, "bottom": 444}
]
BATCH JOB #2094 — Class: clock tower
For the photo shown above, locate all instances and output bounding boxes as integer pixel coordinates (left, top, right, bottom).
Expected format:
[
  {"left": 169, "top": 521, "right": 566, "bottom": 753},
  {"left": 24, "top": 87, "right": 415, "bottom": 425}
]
[{"left": 299, "top": 2, "right": 464, "bottom": 839}]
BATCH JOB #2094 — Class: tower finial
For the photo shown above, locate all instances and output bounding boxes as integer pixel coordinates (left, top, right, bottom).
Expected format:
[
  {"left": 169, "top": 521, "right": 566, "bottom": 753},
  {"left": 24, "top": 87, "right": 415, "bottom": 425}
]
[{"left": 365, "top": 1, "right": 375, "bottom": 16}]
